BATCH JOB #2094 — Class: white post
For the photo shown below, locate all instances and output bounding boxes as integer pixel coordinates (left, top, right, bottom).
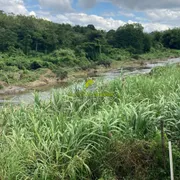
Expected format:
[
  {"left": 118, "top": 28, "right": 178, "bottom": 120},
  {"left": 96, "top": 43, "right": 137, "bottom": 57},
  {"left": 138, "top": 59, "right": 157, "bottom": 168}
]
[{"left": 169, "top": 141, "right": 174, "bottom": 180}]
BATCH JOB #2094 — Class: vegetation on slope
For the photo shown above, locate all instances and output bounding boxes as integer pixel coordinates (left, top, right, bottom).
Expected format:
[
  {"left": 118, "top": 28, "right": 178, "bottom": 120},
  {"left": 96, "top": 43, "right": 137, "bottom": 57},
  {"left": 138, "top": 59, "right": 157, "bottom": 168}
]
[
  {"left": 1, "top": 11, "right": 180, "bottom": 88},
  {"left": 1, "top": 65, "right": 180, "bottom": 179}
]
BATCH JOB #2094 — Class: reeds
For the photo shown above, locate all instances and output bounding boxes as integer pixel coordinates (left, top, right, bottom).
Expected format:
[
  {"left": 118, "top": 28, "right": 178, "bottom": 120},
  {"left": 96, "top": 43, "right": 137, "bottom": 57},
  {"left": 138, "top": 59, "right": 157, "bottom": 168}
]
[{"left": 1, "top": 65, "right": 180, "bottom": 179}]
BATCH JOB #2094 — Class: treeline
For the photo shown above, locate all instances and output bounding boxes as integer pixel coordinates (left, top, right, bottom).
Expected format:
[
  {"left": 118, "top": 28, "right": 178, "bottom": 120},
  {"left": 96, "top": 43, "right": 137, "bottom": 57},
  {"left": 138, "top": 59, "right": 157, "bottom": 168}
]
[
  {"left": 0, "top": 11, "right": 149, "bottom": 57},
  {"left": 0, "top": 10, "right": 180, "bottom": 68}
]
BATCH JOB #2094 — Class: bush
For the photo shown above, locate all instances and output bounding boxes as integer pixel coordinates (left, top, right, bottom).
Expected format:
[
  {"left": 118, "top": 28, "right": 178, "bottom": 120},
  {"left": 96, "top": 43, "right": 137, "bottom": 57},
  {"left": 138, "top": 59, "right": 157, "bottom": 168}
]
[
  {"left": 149, "top": 66, "right": 167, "bottom": 76},
  {"left": 5, "top": 56, "right": 31, "bottom": 70},
  {"left": 44, "top": 49, "right": 79, "bottom": 66},
  {"left": 108, "top": 48, "right": 131, "bottom": 61},
  {"left": 78, "top": 57, "right": 91, "bottom": 70},
  {"left": 3, "top": 66, "right": 19, "bottom": 72},
  {"left": 42, "top": 61, "right": 56, "bottom": 69},
  {"left": 96, "top": 59, "right": 112, "bottom": 68},
  {"left": 0, "top": 61, "right": 6, "bottom": 70},
  {"left": 30, "top": 61, "right": 42, "bottom": 70},
  {"left": 7, "top": 47, "right": 25, "bottom": 57},
  {"left": 131, "top": 54, "right": 141, "bottom": 60},
  {"left": 54, "top": 68, "right": 68, "bottom": 80},
  {"left": 103, "top": 140, "right": 169, "bottom": 180}
]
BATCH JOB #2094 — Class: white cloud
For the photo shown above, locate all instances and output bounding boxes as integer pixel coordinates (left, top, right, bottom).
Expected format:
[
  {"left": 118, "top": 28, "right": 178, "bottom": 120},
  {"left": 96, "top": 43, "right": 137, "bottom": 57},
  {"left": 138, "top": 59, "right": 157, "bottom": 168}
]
[
  {"left": 36, "top": 11, "right": 125, "bottom": 30},
  {"left": 146, "top": 9, "right": 180, "bottom": 24},
  {"left": 38, "top": 0, "right": 73, "bottom": 12},
  {"left": 35, "top": 11, "right": 171, "bottom": 32},
  {"left": 143, "top": 23, "right": 170, "bottom": 32},
  {"left": 75, "top": 0, "right": 178, "bottom": 31},
  {"left": 0, "top": 0, "right": 28, "bottom": 14},
  {"left": 56, "top": 13, "right": 125, "bottom": 30},
  {"left": 0, "top": 0, "right": 174, "bottom": 32},
  {"left": 29, "top": 11, "right": 36, "bottom": 16}
]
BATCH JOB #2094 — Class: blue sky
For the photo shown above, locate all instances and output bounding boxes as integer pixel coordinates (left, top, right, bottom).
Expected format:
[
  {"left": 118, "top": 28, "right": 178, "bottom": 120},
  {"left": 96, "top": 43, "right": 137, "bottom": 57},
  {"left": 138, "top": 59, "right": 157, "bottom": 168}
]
[{"left": 0, "top": 0, "right": 180, "bottom": 32}]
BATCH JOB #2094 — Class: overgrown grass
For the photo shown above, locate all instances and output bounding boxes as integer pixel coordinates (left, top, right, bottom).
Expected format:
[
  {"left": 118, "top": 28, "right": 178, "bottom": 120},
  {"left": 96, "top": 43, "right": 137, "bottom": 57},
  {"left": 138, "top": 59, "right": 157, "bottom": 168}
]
[
  {"left": 0, "top": 68, "right": 47, "bottom": 85},
  {"left": 1, "top": 65, "right": 180, "bottom": 179},
  {"left": 140, "top": 48, "right": 180, "bottom": 60}
]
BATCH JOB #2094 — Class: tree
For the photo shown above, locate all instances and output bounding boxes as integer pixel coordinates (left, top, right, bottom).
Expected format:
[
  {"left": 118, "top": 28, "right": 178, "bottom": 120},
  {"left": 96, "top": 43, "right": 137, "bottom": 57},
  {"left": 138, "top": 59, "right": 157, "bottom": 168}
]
[
  {"left": 106, "top": 29, "right": 116, "bottom": 47},
  {"left": 81, "top": 42, "right": 100, "bottom": 60},
  {"left": 143, "top": 33, "right": 152, "bottom": 52},
  {"left": 87, "top": 24, "right": 96, "bottom": 30},
  {"left": 115, "top": 23, "right": 145, "bottom": 54},
  {"left": 0, "top": 28, "right": 17, "bottom": 51},
  {"left": 161, "top": 28, "right": 180, "bottom": 49}
]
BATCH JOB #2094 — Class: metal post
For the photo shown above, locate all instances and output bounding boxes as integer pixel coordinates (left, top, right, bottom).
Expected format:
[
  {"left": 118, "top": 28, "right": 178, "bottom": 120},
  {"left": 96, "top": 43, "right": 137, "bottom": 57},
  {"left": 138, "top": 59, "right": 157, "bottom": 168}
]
[{"left": 169, "top": 141, "right": 174, "bottom": 180}]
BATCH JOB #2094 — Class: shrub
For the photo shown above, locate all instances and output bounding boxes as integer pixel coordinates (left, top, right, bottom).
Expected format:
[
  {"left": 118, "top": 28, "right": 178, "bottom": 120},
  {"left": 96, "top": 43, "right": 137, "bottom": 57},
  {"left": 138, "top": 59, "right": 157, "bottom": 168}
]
[
  {"left": 149, "top": 66, "right": 167, "bottom": 76},
  {"left": 54, "top": 68, "right": 68, "bottom": 80},
  {"left": 0, "top": 61, "right": 6, "bottom": 70},
  {"left": 131, "top": 54, "right": 141, "bottom": 60},
  {"left": 96, "top": 59, "right": 112, "bottom": 68},
  {"left": 108, "top": 48, "right": 131, "bottom": 61},
  {"left": 30, "top": 61, "right": 42, "bottom": 70},
  {"left": 44, "top": 49, "right": 79, "bottom": 66},
  {"left": 42, "top": 61, "right": 56, "bottom": 69}
]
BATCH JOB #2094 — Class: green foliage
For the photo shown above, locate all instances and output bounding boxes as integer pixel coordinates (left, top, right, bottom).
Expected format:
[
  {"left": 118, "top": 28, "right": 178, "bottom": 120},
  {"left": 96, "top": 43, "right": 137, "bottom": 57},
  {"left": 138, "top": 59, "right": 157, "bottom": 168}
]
[
  {"left": 144, "top": 33, "right": 152, "bottom": 52},
  {"left": 161, "top": 28, "right": 180, "bottom": 49},
  {"left": 1, "top": 11, "right": 180, "bottom": 180},
  {"left": 108, "top": 48, "right": 131, "bottom": 61},
  {"left": 81, "top": 42, "right": 101, "bottom": 61},
  {"left": 0, "top": 12, "right": 180, "bottom": 88},
  {"left": 43, "top": 49, "right": 80, "bottom": 66},
  {"left": 1, "top": 66, "right": 180, "bottom": 179},
  {"left": 131, "top": 54, "right": 141, "bottom": 60},
  {"left": 78, "top": 57, "right": 92, "bottom": 70},
  {"left": 54, "top": 67, "right": 68, "bottom": 80},
  {"left": 115, "top": 23, "right": 151, "bottom": 54},
  {"left": 96, "top": 57, "right": 112, "bottom": 68},
  {"left": 149, "top": 66, "right": 167, "bottom": 76},
  {"left": 0, "top": 68, "right": 46, "bottom": 84},
  {"left": 106, "top": 29, "right": 116, "bottom": 46},
  {"left": 0, "top": 11, "right": 179, "bottom": 75},
  {"left": 30, "top": 60, "right": 42, "bottom": 70}
]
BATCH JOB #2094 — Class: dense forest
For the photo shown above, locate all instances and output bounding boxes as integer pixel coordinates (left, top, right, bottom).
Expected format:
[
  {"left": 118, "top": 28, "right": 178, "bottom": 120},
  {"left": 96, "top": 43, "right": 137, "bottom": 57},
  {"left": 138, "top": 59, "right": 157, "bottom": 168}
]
[
  {"left": 1, "top": 10, "right": 180, "bottom": 83},
  {"left": 1, "top": 10, "right": 152, "bottom": 56},
  {"left": 1, "top": 10, "right": 180, "bottom": 58}
]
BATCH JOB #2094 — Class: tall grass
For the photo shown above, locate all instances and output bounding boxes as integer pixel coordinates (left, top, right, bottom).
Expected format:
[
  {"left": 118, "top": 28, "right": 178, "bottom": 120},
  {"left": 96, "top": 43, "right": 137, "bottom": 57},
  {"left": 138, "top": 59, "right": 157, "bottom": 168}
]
[{"left": 1, "top": 65, "right": 180, "bottom": 179}]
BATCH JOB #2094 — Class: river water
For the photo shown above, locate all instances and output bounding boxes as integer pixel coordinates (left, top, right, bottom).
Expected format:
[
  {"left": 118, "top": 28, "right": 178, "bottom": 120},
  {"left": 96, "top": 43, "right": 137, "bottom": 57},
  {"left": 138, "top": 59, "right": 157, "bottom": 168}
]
[{"left": 1, "top": 57, "right": 180, "bottom": 106}]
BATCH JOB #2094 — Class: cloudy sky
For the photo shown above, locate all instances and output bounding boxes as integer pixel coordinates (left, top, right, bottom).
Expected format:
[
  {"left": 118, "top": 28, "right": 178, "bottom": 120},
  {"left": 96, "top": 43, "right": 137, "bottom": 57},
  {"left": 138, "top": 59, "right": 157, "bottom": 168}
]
[{"left": 0, "top": 0, "right": 179, "bottom": 32}]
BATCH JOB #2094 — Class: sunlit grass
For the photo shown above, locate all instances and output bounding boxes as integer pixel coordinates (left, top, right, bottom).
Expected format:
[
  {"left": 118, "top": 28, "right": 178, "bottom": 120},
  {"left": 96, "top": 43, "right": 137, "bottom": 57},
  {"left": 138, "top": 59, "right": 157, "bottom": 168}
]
[{"left": 1, "top": 65, "right": 180, "bottom": 179}]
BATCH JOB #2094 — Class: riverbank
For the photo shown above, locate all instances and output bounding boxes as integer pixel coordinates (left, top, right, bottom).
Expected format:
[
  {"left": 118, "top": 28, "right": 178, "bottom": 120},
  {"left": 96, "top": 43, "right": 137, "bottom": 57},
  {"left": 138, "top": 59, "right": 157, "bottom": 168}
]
[
  {"left": 0, "top": 54, "right": 180, "bottom": 97},
  {"left": 1, "top": 47, "right": 180, "bottom": 96}
]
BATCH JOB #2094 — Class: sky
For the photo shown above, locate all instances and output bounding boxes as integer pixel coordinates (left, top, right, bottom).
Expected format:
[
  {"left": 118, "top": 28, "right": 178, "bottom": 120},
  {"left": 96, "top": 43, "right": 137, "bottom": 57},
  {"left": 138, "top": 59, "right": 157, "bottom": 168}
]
[{"left": 0, "top": 0, "right": 180, "bottom": 32}]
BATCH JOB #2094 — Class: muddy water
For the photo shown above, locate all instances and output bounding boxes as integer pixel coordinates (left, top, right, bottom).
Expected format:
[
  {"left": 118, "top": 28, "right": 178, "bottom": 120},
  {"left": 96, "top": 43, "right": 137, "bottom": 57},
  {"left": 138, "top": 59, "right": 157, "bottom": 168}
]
[{"left": 1, "top": 57, "right": 180, "bottom": 106}]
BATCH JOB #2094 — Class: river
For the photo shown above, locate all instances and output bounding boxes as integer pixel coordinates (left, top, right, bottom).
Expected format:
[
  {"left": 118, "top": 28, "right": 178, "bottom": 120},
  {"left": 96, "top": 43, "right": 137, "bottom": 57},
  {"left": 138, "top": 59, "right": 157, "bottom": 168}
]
[{"left": 1, "top": 57, "right": 180, "bottom": 106}]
